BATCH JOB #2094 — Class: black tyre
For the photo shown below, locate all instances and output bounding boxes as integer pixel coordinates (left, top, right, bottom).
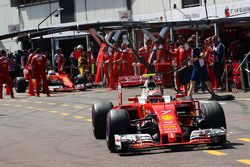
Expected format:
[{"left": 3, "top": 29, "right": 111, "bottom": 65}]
[
  {"left": 15, "top": 77, "right": 27, "bottom": 93},
  {"left": 75, "top": 74, "right": 86, "bottom": 84},
  {"left": 106, "top": 109, "right": 129, "bottom": 153},
  {"left": 200, "top": 102, "right": 227, "bottom": 145},
  {"left": 92, "top": 102, "right": 113, "bottom": 139}
]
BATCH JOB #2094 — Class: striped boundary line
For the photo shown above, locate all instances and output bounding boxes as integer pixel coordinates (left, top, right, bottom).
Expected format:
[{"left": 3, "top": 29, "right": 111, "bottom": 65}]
[
  {"left": 0, "top": 103, "right": 91, "bottom": 122},
  {"left": 203, "top": 150, "right": 226, "bottom": 156},
  {"left": 237, "top": 160, "right": 250, "bottom": 165}
]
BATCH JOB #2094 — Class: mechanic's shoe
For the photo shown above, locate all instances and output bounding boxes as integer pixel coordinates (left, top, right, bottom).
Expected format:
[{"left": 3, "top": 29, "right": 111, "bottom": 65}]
[
  {"left": 208, "top": 94, "right": 220, "bottom": 101},
  {"left": 11, "top": 95, "right": 14, "bottom": 99},
  {"left": 36, "top": 94, "right": 40, "bottom": 97},
  {"left": 217, "top": 87, "right": 223, "bottom": 91},
  {"left": 46, "top": 94, "right": 51, "bottom": 97}
]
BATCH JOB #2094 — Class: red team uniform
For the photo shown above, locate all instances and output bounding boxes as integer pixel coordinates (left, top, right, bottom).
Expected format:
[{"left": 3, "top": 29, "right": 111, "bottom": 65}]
[
  {"left": 205, "top": 45, "right": 218, "bottom": 89},
  {"left": 121, "top": 48, "right": 134, "bottom": 76},
  {"left": 0, "top": 53, "right": 14, "bottom": 99},
  {"left": 31, "top": 52, "right": 50, "bottom": 97},
  {"left": 57, "top": 53, "right": 66, "bottom": 74}
]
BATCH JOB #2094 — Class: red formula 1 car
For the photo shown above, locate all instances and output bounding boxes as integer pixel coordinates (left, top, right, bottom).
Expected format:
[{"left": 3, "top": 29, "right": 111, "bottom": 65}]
[
  {"left": 92, "top": 78, "right": 227, "bottom": 153},
  {"left": 15, "top": 67, "right": 86, "bottom": 93}
]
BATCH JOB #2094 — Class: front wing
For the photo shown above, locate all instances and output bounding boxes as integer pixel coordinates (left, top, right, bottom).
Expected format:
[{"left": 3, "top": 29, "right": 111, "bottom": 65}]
[
  {"left": 49, "top": 84, "right": 86, "bottom": 92},
  {"left": 114, "top": 128, "right": 226, "bottom": 151}
]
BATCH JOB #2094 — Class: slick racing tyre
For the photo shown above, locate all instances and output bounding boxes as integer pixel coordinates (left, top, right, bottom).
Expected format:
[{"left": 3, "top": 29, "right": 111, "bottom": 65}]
[
  {"left": 92, "top": 102, "right": 113, "bottom": 139},
  {"left": 200, "top": 102, "right": 227, "bottom": 145},
  {"left": 75, "top": 74, "right": 86, "bottom": 84},
  {"left": 15, "top": 77, "right": 27, "bottom": 93},
  {"left": 106, "top": 109, "right": 129, "bottom": 153}
]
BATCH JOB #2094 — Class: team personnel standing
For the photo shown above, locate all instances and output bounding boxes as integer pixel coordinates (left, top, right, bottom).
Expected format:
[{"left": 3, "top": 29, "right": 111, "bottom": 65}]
[
  {"left": 212, "top": 35, "right": 225, "bottom": 91},
  {"left": 31, "top": 48, "right": 50, "bottom": 97},
  {"left": 54, "top": 48, "right": 65, "bottom": 73},
  {"left": 204, "top": 37, "right": 218, "bottom": 89},
  {"left": 0, "top": 50, "right": 14, "bottom": 99},
  {"left": 138, "top": 41, "right": 148, "bottom": 75},
  {"left": 121, "top": 43, "right": 134, "bottom": 76},
  {"left": 102, "top": 45, "right": 113, "bottom": 88},
  {"left": 7, "top": 51, "right": 16, "bottom": 84},
  {"left": 174, "top": 35, "right": 191, "bottom": 94},
  {"left": 187, "top": 48, "right": 219, "bottom": 100},
  {"left": 112, "top": 43, "right": 122, "bottom": 84},
  {"left": 77, "top": 45, "right": 88, "bottom": 75}
]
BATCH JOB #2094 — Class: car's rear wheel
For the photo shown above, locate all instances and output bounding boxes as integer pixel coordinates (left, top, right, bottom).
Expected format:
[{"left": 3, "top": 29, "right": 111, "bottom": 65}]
[
  {"left": 92, "top": 102, "right": 113, "bottom": 139},
  {"left": 15, "top": 77, "right": 27, "bottom": 93},
  {"left": 200, "top": 102, "right": 227, "bottom": 145},
  {"left": 106, "top": 109, "right": 129, "bottom": 153}
]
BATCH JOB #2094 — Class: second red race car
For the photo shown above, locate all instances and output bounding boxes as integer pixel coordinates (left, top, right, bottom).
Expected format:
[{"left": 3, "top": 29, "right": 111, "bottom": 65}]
[
  {"left": 92, "top": 77, "right": 227, "bottom": 153},
  {"left": 15, "top": 67, "right": 86, "bottom": 93}
]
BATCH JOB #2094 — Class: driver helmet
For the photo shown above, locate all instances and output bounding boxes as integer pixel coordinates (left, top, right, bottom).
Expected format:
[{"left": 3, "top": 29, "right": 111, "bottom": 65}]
[
  {"left": 77, "top": 45, "right": 83, "bottom": 50},
  {"left": 147, "top": 81, "right": 156, "bottom": 90},
  {"left": 48, "top": 70, "right": 56, "bottom": 75}
]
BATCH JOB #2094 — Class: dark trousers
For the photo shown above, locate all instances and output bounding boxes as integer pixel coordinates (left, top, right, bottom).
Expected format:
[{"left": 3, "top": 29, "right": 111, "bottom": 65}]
[
  {"left": 242, "top": 62, "right": 250, "bottom": 90},
  {"left": 214, "top": 62, "right": 223, "bottom": 87}
]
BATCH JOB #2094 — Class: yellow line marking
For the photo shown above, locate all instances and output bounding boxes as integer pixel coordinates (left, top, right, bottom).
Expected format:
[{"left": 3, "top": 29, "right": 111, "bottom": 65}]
[
  {"left": 48, "top": 110, "right": 58, "bottom": 114},
  {"left": 14, "top": 105, "right": 23, "bottom": 108},
  {"left": 203, "top": 150, "right": 226, "bottom": 156},
  {"left": 85, "top": 119, "right": 92, "bottom": 122},
  {"left": 26, "top": 106, "right": 35, "bottom": 109},
  {"left": 238, "top": 138, "right": 250, "bottom": 142},
  {"left": 34, "top": 101, "right": 43, "bottom": 104},
  {"left": 61, "top": 104, "right": 69, "bottom": 107},
  {"left": 73, "top": 116, "right": 85, "bottom": 119},
  {"left": 74, "top": 106, "right": 83, "bottom": 109},
  {"left": 60, "top": 113, "right": 71, "bottom": 116},
  {"left": 48, "top": 102, "right": 57, "bottom": 105},
  {"left": 237, "top": 160, "right": 250, "bottom": 165}
]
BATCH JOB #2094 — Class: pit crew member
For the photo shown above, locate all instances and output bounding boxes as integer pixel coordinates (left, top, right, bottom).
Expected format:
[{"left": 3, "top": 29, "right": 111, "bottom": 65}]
[
  {"left": 31, "top": 48, "right": 50, "bottom": 97},
  {"left": 0, "top": 50, "right": 14, "bottom": 99}
]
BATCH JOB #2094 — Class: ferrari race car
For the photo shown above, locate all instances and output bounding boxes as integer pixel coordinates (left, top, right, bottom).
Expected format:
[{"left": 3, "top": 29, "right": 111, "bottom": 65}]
[
  {"left": 14, "top": 67, "right": 86, "bottom": 93},
  {"left": 92, "top": 79, "right": 227, "bottom": 153}
]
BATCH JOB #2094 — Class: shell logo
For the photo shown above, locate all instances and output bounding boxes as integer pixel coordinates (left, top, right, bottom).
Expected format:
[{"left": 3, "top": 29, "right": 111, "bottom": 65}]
[{"left": 161, "top": 114, "right": 173, "bottom": 121}]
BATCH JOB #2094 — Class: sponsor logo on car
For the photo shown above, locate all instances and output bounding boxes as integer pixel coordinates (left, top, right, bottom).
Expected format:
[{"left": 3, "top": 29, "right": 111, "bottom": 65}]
[{"left": 161, "top": 114, "right": 173, "bottom": 121}]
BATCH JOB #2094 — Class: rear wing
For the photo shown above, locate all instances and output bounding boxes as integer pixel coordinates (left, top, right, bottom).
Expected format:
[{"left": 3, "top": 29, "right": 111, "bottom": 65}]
[{"left": 118, "top": 74, "right": 161, "bottom": 87}]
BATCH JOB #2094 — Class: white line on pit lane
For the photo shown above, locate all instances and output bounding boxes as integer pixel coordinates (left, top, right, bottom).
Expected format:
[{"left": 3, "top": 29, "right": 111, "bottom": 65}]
[{"left": 199, "top": 101, "right": 226, "bottom": 105}]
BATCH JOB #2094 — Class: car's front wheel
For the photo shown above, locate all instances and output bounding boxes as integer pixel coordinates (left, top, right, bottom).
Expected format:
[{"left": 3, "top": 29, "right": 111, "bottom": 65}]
[
  {"left": 92, "top": 102, "right": 113, "bottom": 139},
  {"left": 106, "top": 109, "right": 129, "bottom": 153},
  {"left": 15, "top": 77, "right": 27, "bottom": 93},
  {"left": 200, "top": 102, "right": 227, "bottom": 145}
]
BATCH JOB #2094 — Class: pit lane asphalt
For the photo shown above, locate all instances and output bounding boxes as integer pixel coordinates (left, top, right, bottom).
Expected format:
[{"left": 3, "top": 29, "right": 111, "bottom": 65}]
[{"left": 0, "top": 88, "right": 250, "bottom": 167}]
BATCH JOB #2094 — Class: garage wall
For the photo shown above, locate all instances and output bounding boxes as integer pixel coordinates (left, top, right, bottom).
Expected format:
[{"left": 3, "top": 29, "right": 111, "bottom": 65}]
[
  {"left": 75, "top": 0, "right": 127, "bottom": 22},
  {"left": 0, "top": 0, "right": 20, "bottom": 50},
  {"left": 19, "top": 1, "right": 61, "bottom": 30}
]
